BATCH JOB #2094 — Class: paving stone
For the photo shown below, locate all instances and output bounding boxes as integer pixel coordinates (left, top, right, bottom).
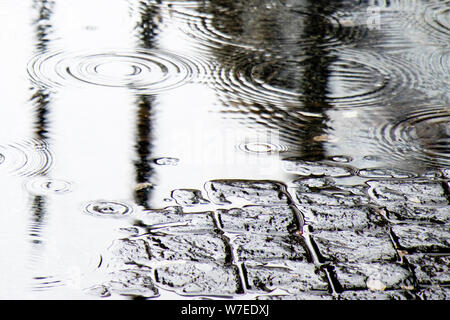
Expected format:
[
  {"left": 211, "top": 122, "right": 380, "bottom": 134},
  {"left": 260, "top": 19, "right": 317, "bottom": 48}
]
[
  {"left": 298, "top": 205, "right": 384, "bottom": 231},
  {"left": 154, "top": 262, "right": 242, "bottom": 296},
  {"left": 105, "top": 268, "right": 159, "bottom": 298},
  {"left": 312, "top": 229, "right": 398, "bottom": 263},
  {"left": 333, "top": 263, "right": 414, "bottom": 291},
  {"left": 384, "top": 204, "right": 450, "bottom": 224},
  {"left": 145, "top": 233, "right": 230, "bottom": 263},
  {"left": 406, "top": 254, "right": 450, "bottom": 285},
  {"left": 205, "top": 180, "right": 290, "bottom": 205},
  {"left": 417, "top": 286, "right": 450, "bottom": 300},
  {"left": 293, "top": 177, "right": 368, "bottom": 196},
  {"left": 367, "top": 180, "right": 448, "bottom": 207},
  {"left": 339, "top": 290, "right": 417, "bottom": 300},
  {"left": 283, "top": 158, "right": 355, "bottom": 177},
  {"left": 244, "top": 261, "right": 329, "bottom": 293},
  {"left": 171, "top": 189, "right": 210, "bottom": 206},
  {"left": 391, "top": 224, "right": 450, "bottom": 253},
  {"left": 296, "top": 191, "right": 369, "bottom": 207},
  {"left": 107, "top": 238, "right": 150, "bottom": 268},
  {"left": 357, "top": 168, "right": 417, "bottom": 179},
  {"left": 136, "top": 206, "right": 216, "bottom": 233},
  {"left": 256, "top": 292, "right": 334, "bottom": 300},
  {"left": 231, "top": 234, "right": 310, "bottom": 262},
  {"left": 218, "top": 205, "right": 301, "bottom": 235}
]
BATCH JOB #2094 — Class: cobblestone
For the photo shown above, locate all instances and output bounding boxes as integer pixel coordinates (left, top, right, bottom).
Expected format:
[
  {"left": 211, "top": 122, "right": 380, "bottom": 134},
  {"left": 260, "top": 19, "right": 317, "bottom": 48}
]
[
  {"left": 136, "top": 206, "right": 217, "bottom": 233},
  {"left": 231, "top": 234, "right": 310, "bottom": 262},
  {"left": 244, "top": 261, "right": 329, "bottom": 293},
  {"left": 217, "top": 205, "right": 301, "bottom": 235},
  {"left": 298, "top": 205, "right": 384, "bottom": 231},
  {"left": 256, "top": 292, "right": 333, "bottom": 300},
  {"left": 205, "top": 180, "right": 290, "bottom": 205},
  {"left": 312, "top": 229, "right": 398, "bottom": 263},
  {"left": 144, "top": 233, "right": 230, "bottom": 263},
  {"left": 296, "top": 191, "right": 369, "bottom": 207},
  {"left": 97, "top": 173, "right": 449, "bottom": 300},
  {"left": 405, "top": 254, "right": 450, "bottom": 285},
  {"left": 283, "top": 158, "right": 355, "bottom": 177},
  {"left": 417, "top": 286, "right": 450, "bottom": 300},
  {"left": 391, "top": 224, "right": 450, "bottom": 253},
  {"left": 171, "top": 189, "right": 210, "bottom": 206},
  {"left": 339, "top": 290, "right": 417, "bottom": 300},
  {"left": 154, "top": 262, "right": 242, "bottom": 296},
  {"left": 367, "top": 180, "right": 447, "bottom": 207},
  {"left": 384, "top": 204, "right": 450, "bottom": 224}
]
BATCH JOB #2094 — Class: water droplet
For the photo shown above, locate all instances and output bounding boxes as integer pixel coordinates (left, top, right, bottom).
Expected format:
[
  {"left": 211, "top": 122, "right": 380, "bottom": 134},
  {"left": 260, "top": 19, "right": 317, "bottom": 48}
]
[
  {"left": 84, "top": 201, "right": 133, "bottom": 217},
  {"left": 27, "top": 49, "right": 195, "bottom": 93},
  {"left": 238, "top": 141, "right": 288, "bottom": 154},
  {"left": 154, "top": 157, "right": 180, "bottom": 166},
  {"left": 24, "top": 177, "right": 73, "bottom": 195}
]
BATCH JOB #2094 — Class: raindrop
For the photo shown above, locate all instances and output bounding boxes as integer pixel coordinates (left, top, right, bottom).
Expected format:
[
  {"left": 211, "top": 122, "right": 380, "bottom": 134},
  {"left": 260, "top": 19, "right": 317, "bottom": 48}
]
[
  {"left": 154, "top": 157, "right": 180, "bottom": 166},
  {"left": 27, "top": 49, "right": 195, "bottom": 93},
  {"left": 237, "top": 141, "right": 288, "bottom": 154},
  {"left": 84, "top": 201, "right": 133, "bottom": 217},
  {"left": 24, "top": 177, "right": 73, "bottom": 195}
]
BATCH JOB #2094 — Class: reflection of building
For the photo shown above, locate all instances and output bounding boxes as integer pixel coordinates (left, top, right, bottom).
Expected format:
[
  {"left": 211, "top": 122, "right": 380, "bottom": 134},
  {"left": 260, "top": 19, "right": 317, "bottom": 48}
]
[{"left": 200, "top": 0, "right": 342, "bottom": 160}]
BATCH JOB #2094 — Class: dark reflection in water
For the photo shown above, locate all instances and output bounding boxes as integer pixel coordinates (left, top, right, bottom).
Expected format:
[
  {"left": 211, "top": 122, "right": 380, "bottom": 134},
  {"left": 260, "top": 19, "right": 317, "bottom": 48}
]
[
  {"left": 132, "top": 1, "right": 162, "bottom": 208},
  {"left": 202, "top": 0, "right": 343, "bottom": 159}
]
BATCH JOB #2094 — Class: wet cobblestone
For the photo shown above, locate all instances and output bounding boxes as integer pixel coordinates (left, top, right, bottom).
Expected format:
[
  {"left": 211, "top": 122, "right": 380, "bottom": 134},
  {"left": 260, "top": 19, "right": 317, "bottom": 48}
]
[
  {"left": 244, "top": 261, "right": 329, "bottom": 293},
  {"left": 312, "top": 229, "right": 398, "bottom": 263},
  {"left": 217, "top": 205, "right": 300, "bottom": 235},
  {"left": 154, "top": 262, "right": 242, "bottom": 296},
  {"left": 405, "top": 254, "right": 450, "bottom": 285},
  {"left": 232, "top": 234, "right": 310, "bottom": 262},
  {"left": 391, "top": 224, "right": 450, "bottom": 253},
  {"left": 332, "top": 263, "right": 414, "bottom": 291},
  {"left": 96, "top": 173, "right": 449, "bottom": 300}
]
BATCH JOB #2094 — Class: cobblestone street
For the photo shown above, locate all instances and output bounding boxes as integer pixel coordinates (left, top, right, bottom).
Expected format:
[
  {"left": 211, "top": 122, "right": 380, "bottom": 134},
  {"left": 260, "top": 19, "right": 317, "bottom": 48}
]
[{"left": 86, "top": 160, "right": 450, "bottom": 300}]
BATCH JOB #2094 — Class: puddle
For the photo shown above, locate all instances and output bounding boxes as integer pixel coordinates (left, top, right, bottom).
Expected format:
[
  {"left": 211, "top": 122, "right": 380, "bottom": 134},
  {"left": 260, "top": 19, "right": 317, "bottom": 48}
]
[{"left": 0, "top": 0, "right": 448, "bottom": 299}]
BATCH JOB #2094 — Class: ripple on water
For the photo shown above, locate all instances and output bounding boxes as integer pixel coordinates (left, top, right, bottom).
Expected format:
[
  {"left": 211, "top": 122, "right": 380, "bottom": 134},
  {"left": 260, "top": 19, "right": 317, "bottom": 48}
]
[
  {"left": 237, "top": 141, "right": 289, "bottom": 154},
  {"left": 24, "top": 177, "right": 73, "bottom": 195},
  {"left": 0, "top": 139, "right": 53, "bottom": 177},
  {"left": 372, "top": 106, "right": 450, "bottom": 167},
  {"left": 422, "top": 1, "right": 450, "bottom": 43},
  {"left": 168, "top": 0, "right": 367, "bottom": 51},
  {"left": 212, "top": 49, "right": 422, "bottom": 108},
  {"left": 84, "top": 201, "right": 133, "bottom": 217},
  {"left": 27, "top": 49, "right": 197, "bottom": 93}
]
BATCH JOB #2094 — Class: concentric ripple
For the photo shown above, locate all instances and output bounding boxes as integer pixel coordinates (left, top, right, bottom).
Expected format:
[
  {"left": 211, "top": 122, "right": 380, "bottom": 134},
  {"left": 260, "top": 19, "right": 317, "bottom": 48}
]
[
  {"left": 237, "top": 141, "right": 289, "bottom": 154},
  {"left": 0, "top": 139, "right": 53, "bottom": 177},
  {"left": 422, "top": 1, "right": 450, "bottom": 43},
  {"left": 371, "top": 107, "right": 450, "bottom": 167},
  {"left": 84, "top": 200, "right": 133, "bottom": 217},
  {"left": 168, "top": 1, "right": 367, "bottom": 51},
  {"left": 24, "top": 177, "right": 73, "bottom": 195},
  {"left": 212, "top": 49, "right": 422, "bottom": 108},
  {"left": 27, "top": 49, "right": 195, "bottom": 93}
]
